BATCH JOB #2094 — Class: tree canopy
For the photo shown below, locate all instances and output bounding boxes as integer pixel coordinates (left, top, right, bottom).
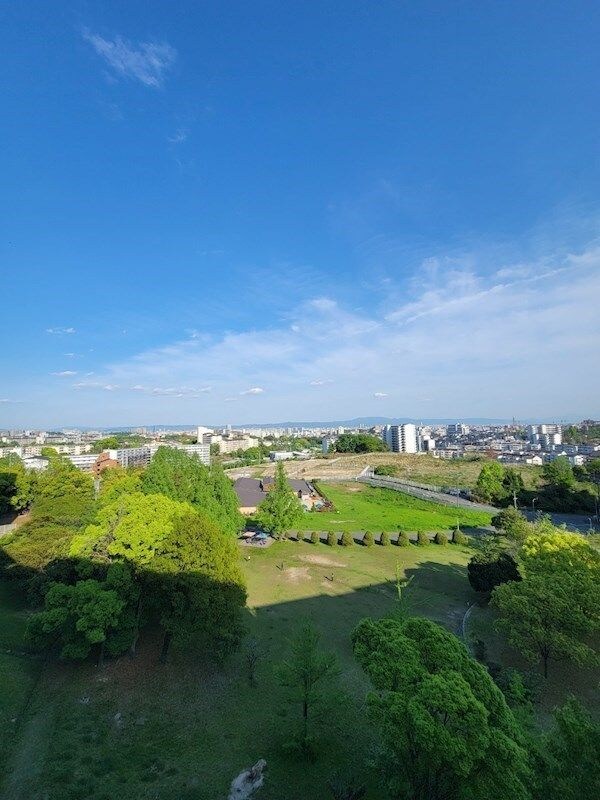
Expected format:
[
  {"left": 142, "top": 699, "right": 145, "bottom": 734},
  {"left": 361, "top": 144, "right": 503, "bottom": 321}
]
[
  {"left": 352, "top": 615, "right": 530, "bottom": 800},
  {"left": 334, "top": 433, "right": 388, "bottom": 453},
  {"left": 256, "top": 462, "right": 303, "bottom": 537}
]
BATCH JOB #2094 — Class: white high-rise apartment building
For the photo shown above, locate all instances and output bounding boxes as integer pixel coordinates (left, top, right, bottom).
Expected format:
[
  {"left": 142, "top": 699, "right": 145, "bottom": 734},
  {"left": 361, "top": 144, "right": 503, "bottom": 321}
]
[{"left": 382, "top": 423, "right": 418, "bottom": 453}]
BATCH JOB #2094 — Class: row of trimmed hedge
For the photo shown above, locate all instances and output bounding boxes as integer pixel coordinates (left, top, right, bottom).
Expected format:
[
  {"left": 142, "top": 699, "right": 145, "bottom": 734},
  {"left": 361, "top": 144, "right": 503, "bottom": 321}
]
[{"left": 287, "top": 530, "right": 469, "bottom": 547}]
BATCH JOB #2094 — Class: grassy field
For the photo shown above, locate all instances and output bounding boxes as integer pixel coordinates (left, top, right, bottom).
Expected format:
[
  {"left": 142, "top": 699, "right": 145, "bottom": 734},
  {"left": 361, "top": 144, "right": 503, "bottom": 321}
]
[
  {"left": 296, "top": 482, "right": 492, "bottom": 532},
  {"left": 0, "top": 541, "right": 475, "bottom": 800}
]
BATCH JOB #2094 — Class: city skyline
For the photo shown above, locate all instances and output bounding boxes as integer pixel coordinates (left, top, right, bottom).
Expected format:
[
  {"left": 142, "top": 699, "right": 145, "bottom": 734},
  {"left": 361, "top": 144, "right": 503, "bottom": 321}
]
[{"left": 2, "top": 3, "right": 600, "bottom": 426}]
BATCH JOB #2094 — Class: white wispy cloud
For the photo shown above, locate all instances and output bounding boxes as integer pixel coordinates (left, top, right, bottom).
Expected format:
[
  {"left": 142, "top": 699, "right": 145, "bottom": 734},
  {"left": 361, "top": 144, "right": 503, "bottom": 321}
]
[
  {"left": 51, "top": 371, "right": 77, "bottom": 377},
  {"left": 83, "top": 30, "right": 177, "bottom": 88},
  {"left": 54, "top": 229, "right": 600, "bottom": 421},
  {"left": 168, "top": 127, "right": 189, "bottom": 144},
  {"left": 46, "top": 327, "right": 75, "bottom": 335}
]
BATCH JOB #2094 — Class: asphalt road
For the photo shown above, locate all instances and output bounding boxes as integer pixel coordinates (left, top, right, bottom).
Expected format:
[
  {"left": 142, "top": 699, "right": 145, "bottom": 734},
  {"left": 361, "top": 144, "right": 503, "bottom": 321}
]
[{"left": 523, "top": 510, "right": 598, "bottom": 534}]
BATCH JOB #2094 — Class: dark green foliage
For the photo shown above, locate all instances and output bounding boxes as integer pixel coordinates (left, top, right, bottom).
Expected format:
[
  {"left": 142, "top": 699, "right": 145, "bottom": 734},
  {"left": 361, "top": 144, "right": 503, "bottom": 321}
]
[
  {"left": 417, "top": 531, "right": 429, "bottom": 546},
  {"left": 334, "top": 433, "right": 387, "bottom": 453},
  {"left": 373, "top": 465, "right": 397, "bottom": 477},
  {"left": 533, "top": 698, "right": 600, "bottom": 800},
  {"left": 362, "top": 531, "right": 374, "bottom": 547},
  {"left": 311, "top": 531, "right": 320, "bottom": 545},
  {"left": 256, "top": 462, "right": 303, "bottom": 538},
  {"left": 340, "top": 531, "right": 354, "bottom": 547},
  {"left": 351, "top": 616, "right": 531, "bottom": 800},
  {"left": 542, "top": 457, "right": 575, "bottom": 488},
  {"left": 434, "top": 531, "right": 448, "bottom": 545},
  {"left": 397, "top": 531, "right": 410, "bottom": 547},
  {"left": 0, "top": 455, "right": 36, "bottom": 513},
  {"left": 492, "top": 506, "right": 529, "bottom": 541},
  {"left": 150, "top": 511, "right": 247, "bottom": 661},
  {"left": 275, "top": 624, "right": 340, "bottom": 759},
  {"left": 380, "top": 531, "right": 391, "bottom": 546},
  {"left": 468, "top": 551, "right": 520, "bottom": 593},
  {"left": 327, "top": 531, "right": 337, "bottom": 547}
]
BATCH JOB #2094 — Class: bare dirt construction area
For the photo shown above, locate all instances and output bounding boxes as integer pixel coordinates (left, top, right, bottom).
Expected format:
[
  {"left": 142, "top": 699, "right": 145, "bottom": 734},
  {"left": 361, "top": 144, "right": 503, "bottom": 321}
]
[{"left": 228, "top": 453, "right": 540, "bottom": 490}]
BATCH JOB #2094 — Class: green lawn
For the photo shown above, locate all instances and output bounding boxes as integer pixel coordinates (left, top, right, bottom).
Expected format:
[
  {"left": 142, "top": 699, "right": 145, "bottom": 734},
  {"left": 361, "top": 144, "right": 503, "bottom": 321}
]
[
  {"left": 296, "top": 482, "right": 492, "bottom": 532},
  {"left": 0, "top": 582, "right": 39, "bottom": 780},
  {"left": 0, "top": 541, "right": 475, "bottom": 800}
]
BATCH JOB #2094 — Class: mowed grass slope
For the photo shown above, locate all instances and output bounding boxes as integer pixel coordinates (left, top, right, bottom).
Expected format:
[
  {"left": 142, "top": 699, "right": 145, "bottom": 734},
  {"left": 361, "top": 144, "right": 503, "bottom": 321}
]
[
  {"left": 0, "top": 541, "right": 474, "bottom": 800},
  {"left": 295, "top": 482, "right": 492, "bottom": 532}
]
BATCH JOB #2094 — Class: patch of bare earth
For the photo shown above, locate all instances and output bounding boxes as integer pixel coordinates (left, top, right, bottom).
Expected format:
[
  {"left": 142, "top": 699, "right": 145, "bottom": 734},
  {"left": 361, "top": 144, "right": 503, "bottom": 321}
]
[
  {"left": 284, "top": 567, "right": 311, "bottom": 583},
  {"left": 298, "top": 554, "right": 347, "bottom": 568}
]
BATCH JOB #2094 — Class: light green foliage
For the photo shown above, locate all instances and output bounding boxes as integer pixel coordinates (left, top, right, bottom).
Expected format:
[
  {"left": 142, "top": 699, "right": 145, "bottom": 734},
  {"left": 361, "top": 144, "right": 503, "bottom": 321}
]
[
  {"left": 352, "top": 616, "right": 530, "bottom": 800},
  {"left": 434, "top": 531, "right": 448, "bottom": 545},
  {"left": 492, "top": 530, "right": 600, "bottom": 677},
  {"left": 26, "top": 579, "right": 125, "bottom": 661},
  {"left": 534, "top": 698, "right": 600, "bottom": 800},
  {"left": 380, "top": 531, "right": 391, "bottom": 546},
  {"left": 33, "top": 457, "right": 95, "bottom": 526},
  {"left": 98, "top": 468, "right": 142, "bottom": 504},
  {"left": 275, "top": 623, "right": 340, "bottom": 756},
  {"left": 475, "top": 461, "right": 506, "bottom": 503},
  {"left": 310, "top": 531, "right": 320, "bottom": 545},
  {"left": 256, "top": 462, "right": 303, "bottom": 537},
  {"left": 327, "top": 531, "right": 337, "bottom": 546},
  {"left": 71, "top": 492, "right": 191, "bottom": 565},
  {"left": 142, "top": 448, "right": 243, "bottom": 536},
  {"left": 417, "top": 531, "right": 429, "bottom": 546},
  {"left": 362, "top": 531, "right": 374, "bottom": 547}
]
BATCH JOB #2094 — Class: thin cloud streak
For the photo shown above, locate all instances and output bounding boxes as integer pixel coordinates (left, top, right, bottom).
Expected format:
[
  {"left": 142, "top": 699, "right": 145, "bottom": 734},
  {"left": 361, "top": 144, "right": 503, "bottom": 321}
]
[{"left": 82, "top": 29, "right": 176, "bottom": 88}]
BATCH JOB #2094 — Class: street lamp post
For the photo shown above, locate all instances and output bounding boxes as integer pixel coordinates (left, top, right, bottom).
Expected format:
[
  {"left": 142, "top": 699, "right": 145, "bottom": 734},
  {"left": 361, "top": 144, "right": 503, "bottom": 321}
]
[{"left": 532, "top": 497, "right": 538, "bottom": 519}]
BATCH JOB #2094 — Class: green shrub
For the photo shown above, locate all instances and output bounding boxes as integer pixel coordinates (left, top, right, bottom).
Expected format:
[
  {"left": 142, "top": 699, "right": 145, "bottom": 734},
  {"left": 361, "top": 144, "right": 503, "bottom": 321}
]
[
  {"left": 327, "top": 531, "right": 337, "bottom": 547},
  {"left": 311, "top": 531, "right": 320, "bottom": 545},
  {"left": 453, "top": 529, "right": 469, "bottom": 546},
  {"left": 417, "top": 531, "right": 429, "bottom": 546},
  {"left": 380, "top": 531, "right": 391, "bottom": 547},
  {"left": 363, "top": 531, "right": 374, "bottom": 547},
  {"left": 340, "top": 531, "right": 354, "bottom": 547},
  {"left": 434, "top": 531, "right": 448, "bottom": 546},
  {"left": 397, "top": 531, "right": 410, "bottom": 547}
]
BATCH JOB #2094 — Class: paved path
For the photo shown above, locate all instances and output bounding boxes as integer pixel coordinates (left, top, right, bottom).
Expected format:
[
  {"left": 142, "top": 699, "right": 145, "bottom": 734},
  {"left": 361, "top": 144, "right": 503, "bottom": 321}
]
[{"left": 523, "top": 510, "right": 598, "bottom": 534}]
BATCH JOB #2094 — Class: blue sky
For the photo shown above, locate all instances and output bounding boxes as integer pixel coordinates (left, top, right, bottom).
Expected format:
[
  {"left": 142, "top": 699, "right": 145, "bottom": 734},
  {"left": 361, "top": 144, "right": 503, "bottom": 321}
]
[{"left": 2, "top": 1, "right": 600, "bottom": 427}]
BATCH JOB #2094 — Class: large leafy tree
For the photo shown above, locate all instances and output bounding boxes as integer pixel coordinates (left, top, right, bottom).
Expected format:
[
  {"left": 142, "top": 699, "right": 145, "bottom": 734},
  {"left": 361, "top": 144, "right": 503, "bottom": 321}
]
[
  {"left": 256, "top": 462, "right": 303, "bottom": 537},
  {"left": 475, "top": 462, "right": 506, "bottom": 504},
  {"left": 0, "top": 455, "right": 36, "bottom": 514},
  {"left": 542, "top": 457, "right": 575, "bottom": 488},
  {"left": 334, "top": 433, "right": 388, "bottom": 453},
  {"left": 492, "top": 530, "right": 600, "bottom": 678},
  {"left": 26, "top": 578, "right": 125, "bottom": 665},
  {"left": 351, "top": 616, "right": 531, "bottom": 800},
  {"left": 150, "top": 510, "right": 247, "bottom": 661},
  {"left": 141, "top": 447, "right": 243, "bottom": 536},
  {"left": 491, "top": 506, "right": 529, "bottom": 542}
]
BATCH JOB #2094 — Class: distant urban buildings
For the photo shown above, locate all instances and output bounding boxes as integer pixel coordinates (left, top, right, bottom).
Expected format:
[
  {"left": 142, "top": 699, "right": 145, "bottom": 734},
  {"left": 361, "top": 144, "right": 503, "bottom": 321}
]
[{"left": 382, "top": 424, "right": 418, "bottom": 453}]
